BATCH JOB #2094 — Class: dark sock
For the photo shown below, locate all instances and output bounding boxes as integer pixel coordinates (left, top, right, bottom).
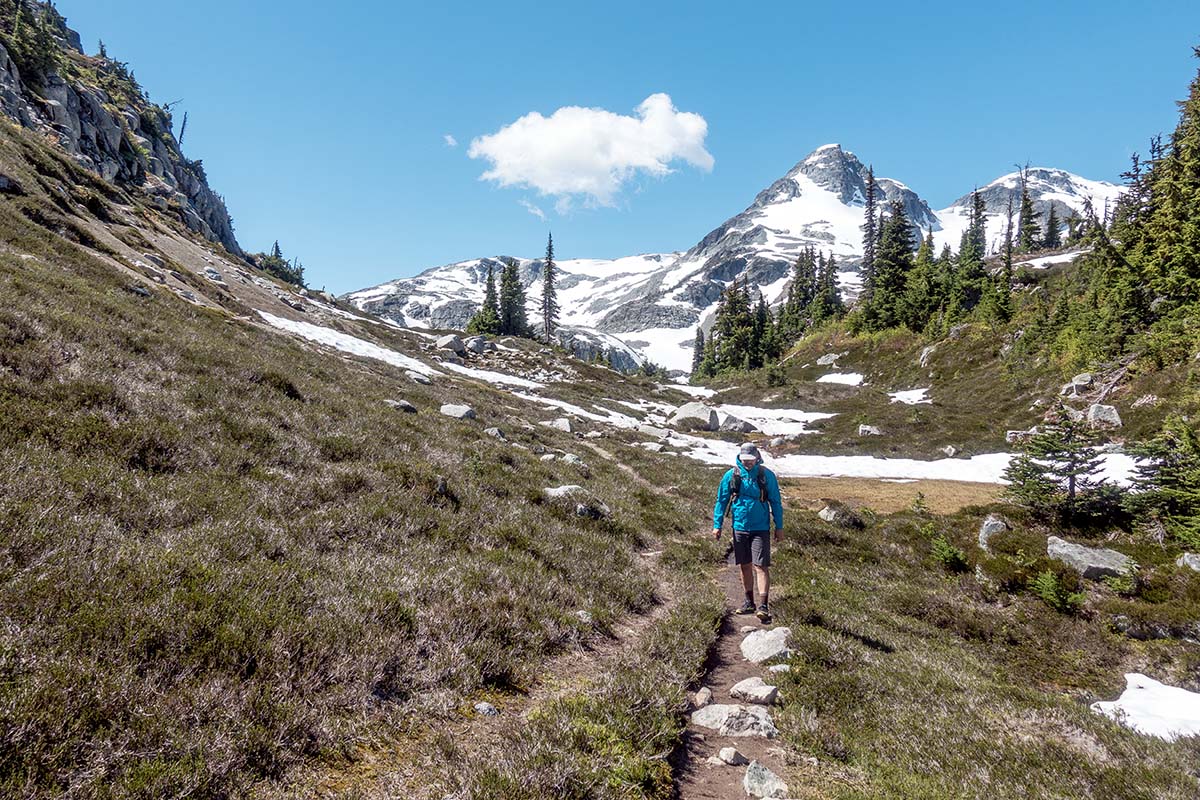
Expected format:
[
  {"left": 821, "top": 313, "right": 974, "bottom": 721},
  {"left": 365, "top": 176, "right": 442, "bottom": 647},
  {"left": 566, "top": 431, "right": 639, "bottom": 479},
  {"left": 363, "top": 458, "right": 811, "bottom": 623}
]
[
  {"left": 744, "top": 591, "right": 754, "bottom": 605},
  {"left": 760, "top": 595, "right": 769, "bottom": 609}
]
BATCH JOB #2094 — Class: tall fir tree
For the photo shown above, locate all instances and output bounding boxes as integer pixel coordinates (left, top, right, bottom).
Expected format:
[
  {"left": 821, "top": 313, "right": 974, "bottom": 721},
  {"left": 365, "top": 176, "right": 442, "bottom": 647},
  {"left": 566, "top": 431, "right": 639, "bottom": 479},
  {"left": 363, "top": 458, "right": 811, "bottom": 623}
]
[
  {"left": 1128, "top": 416, "right": 1200, "bottom": 547},
  {"left": 540, "top": 233, "right": 559, "bottom": 342},
  {"left": 861, "top": 167, "right": 879, "bottom": 299},
  {"left": 811, "top": 252, "right": 844, "bottom": 324},
  {"left": 1003, "top": 406, "right": 1105, "bottom": 522},
  {"left": 467, "top": 264, "right": 501, "bottom": 335},
  {"left": 862, "top": 199, "right": 915, "bottom": 331},
  {"left": 1043, "top": 203, "right": 1062, "bottom": 249},
  {"left": 498, "top": 258, "right": 529, "bottom": 336},
  {"left": 899, "top": 229, "right": 939, "bottom": 332},
  {"left": 691, "top": 328, "right": 705, "bottom": 375},
  {"left": 1016, "top": 167, "right": 1043, "bottom": 253}
]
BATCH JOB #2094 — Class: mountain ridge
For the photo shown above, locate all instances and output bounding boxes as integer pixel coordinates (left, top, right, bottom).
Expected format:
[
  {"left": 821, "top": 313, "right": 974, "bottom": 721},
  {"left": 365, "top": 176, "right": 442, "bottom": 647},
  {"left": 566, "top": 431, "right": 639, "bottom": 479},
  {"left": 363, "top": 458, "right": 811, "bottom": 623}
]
[{"left": 348, "top": 144, "right": 1122, "bottom": 373}]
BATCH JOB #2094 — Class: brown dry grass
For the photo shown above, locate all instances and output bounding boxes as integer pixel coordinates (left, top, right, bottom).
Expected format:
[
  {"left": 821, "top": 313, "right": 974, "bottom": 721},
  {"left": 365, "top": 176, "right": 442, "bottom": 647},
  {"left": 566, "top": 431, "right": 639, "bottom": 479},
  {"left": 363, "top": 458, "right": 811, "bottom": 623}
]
[{"left": 783, "top": 476, "right": 1003, "bottom": 515}]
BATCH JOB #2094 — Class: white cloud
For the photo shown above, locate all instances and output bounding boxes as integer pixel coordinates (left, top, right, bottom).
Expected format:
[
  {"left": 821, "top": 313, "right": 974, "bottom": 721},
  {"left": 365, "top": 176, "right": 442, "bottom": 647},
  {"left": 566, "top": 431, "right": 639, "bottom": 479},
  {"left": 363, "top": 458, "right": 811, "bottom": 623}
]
[
  {"left": 468, "top": 93, "right": 713, "bottom": 209},
  {"left": 519, "top": 199, "right": 547, "bottom": 221},
  {"left": 443, "top": 134, "right": 458, "bottom": 147}
]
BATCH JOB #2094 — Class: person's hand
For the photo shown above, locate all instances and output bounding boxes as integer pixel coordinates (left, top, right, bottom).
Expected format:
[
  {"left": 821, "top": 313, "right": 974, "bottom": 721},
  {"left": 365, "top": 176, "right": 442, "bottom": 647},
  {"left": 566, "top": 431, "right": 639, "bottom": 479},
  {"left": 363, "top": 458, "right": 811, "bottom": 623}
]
[
  {"left": 712, "top": 527, "right": 722, "bottom": 540},
  {"left": 774, "top": 528, "right": 785, "bottom": 543}
]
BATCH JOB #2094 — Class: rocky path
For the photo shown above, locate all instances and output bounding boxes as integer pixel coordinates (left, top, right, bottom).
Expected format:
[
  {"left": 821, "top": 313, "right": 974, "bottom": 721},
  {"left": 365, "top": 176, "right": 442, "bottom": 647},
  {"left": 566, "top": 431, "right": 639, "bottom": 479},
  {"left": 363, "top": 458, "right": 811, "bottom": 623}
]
[{"left": 673, "top": 558, "right": 793, "bottom": 799}]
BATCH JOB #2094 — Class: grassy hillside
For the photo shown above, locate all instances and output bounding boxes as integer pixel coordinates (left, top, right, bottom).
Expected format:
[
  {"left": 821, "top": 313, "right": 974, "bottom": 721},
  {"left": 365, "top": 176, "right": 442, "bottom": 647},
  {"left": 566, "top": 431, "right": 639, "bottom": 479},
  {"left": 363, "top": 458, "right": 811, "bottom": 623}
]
[{"left": 0, "top": 119, "right": 722, "bottom": 797}]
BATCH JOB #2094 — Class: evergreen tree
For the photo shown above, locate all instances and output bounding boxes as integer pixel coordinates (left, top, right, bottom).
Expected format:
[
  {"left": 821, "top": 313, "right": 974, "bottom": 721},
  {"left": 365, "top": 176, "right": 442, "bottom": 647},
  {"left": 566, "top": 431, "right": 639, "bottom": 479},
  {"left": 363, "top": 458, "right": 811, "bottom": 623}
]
[
  {"left": 540, "top": 233, "right": 559, "bottom": 341},
  {"left": 950, "top": 190, "right": 989, "bottom": 315},
  {"left": 498, "top": 258, "right": 529, "bottom": 336},
  {"left": 1127, "top": 417, "right": 1200, "bottom": 547},
  {"left": 861, "top": 167, "right": 879, "bottom": 298},
  {"left": 862, "top": 199, "right": 915, "bottom": 330},
  {"left": 1016, "top": 167, "right": 1043, "bottom": 252},
  {"left": 694, "top": 332, "right": 718, "bottom": 381},
  {"left": 691, "top": 328, "right": 705, "bottom": 375},
  {"left": 1004, "top": 406, "right": 1106, "bottom": 522},
  {"left": 1043, "top": 203, "right": 1062, "bottom": 249},
  {"left": 749, "top": 293, "right": 770, "bottom": 369},
  {"left": 811, "top": 252, "right": 844, "bottom": 324},
  {"left": 271, "top": 240, "right": 283, "bottom": 259},
  {"left": 467, "top": 264, "right": 502, "bottom": 335},
  {"left": 713, "top": 279, "right": 755, "bottom": 373},
  {"left": 899, "top": 229, "right": 940, "bottom": 332}
]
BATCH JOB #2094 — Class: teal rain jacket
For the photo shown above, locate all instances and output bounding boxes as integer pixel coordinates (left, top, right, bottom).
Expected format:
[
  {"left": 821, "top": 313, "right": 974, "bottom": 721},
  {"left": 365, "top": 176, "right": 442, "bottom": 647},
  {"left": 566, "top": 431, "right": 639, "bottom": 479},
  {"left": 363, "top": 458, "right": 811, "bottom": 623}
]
[{"left": 712, "top": 461, "right": 784, "bottom": 533}]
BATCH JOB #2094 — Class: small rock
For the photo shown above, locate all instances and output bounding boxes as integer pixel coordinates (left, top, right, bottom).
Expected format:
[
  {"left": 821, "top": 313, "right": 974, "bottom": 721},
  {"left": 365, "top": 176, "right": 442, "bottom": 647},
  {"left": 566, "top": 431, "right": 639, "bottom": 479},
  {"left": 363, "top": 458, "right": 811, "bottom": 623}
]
[
  {"left": 127, "top": 284, "right": 151, "bottom": 297},
  {"left": 693, "top": 687, "right": 713, "bottom": 708},
  {"left": 718, "top": 746, "right": 749, "bottom": 766},
  {"left": 770, "top": 437, "right": 786, "bottom": 448},
  {"left": 638, "top": 423, "right": 670, "bottom": 439},
  {"left": 464, "top": 336, "right": 488, "bottom": 354},
  {"left": 818, "top": 504, "right": 864, "bottom": 528},
  {"left": 1176, "top": 553, "right": 1200, "bottom": 572},
  {"left": 741, "top": 627, "right": 791, "bottom": 664},
  {"left": 858, "top": 424, "right": 883, "bottom": 437},
  {"left": 540, "top": 454, "right": 557, "bottom": 462},
  {"left": 1132, "top": 394, "right": 1160, "bottom": 409},
  {"left": 729, "top": 677, "right": 779, "bottom": 705},
  {"left": 1087, "top": 404, "right": 1122, "bottom": 429},
  {"left": 704, "top": 756, "right": 725, "bottom": 767},
  {"left": 544, "top": 485, "right": 584, "bottom": 499},
  {"left": 439, "top": 404, "right": 475, "bottom": 420},
  {"left": 436, "top": 334, "right": 466, "bottom": 355},
  {"left": 1072, "top": 372, "right": 1094, "bottom": 389},
  {"left": 406, "top": 370, "right": 432, "bottom": 385},
  {"left": 574, "top": 500, "right": 611, "bottom": 520},
  {"left": 1047, "top": 536, "right": 1134, "bottom": 580},
  {"left": 562, "top": 454, "right": 584, "bottom": 466},
  {"left": 942, "top": 445, "right": 958, "bottom": 458},
  {"left": 576, "top": 609, "right": 594, "bottom": 625},
  {"left": 542, "top": 417, "right": 573, "bottom": 433},
  {"left": 384, "top": 399, "right": 418, "bottom": 414},
  {"left": 816, "top": 352, "right": 846, "bottom": 366},
  {"left": 767, "top": 664, "right": 791, "bottom": 674},
  {"left": 744, "top": 760, "right": 789, "bottom": 798},
  {"left": 720, "top": 414, "right": 759, "bottom": 434},
  {"left": 1006, "top": 428, "right": 1037, "bottom": 444},
  {"left": 142, "top": 252, "right": 166, "bottom": 268},
  {"left": 691, "top": 704, "right": 778, "bottom": 738},
  {"left": 484, "top": 427, "right": 507, "bottom": 440},
  {"left": 474, "top": 701, "right": 499, "bottom": 717},
  {"left": 740, "top": 625, "right": 758, "bottom": 634},
  {"left": 639, "top": 442, "right": 665, "bottom": 453},
  {"left": 978, "top": 514, "right": 1010, "bottom": 551},
  {"left": 584, "top": 431, "right": 603, "bottom": 439}
]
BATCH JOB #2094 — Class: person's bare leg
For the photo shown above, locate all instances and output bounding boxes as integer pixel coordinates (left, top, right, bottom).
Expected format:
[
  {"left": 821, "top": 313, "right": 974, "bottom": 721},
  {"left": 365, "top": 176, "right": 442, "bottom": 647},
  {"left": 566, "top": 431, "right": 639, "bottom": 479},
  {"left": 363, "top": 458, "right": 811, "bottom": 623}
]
[
  {"left": 739, "top": 563, "right": 755, "bottom": 603},
  {"left": 754, "top": 565, "right": 770, "bottom": 607}
]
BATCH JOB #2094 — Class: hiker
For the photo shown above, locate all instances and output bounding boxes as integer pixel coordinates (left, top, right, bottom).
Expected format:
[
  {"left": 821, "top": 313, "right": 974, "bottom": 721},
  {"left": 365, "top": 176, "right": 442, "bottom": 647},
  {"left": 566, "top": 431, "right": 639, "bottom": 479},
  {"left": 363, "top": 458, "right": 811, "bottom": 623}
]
[{"left": 712, "top": 443, "right": 784, "bottom": 623}]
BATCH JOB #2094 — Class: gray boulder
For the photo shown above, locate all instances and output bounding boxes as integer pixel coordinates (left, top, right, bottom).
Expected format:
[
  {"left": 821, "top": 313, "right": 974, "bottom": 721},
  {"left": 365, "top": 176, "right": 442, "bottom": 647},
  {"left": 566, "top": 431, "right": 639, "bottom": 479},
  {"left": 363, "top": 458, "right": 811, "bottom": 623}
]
[
  {"left": 464, "top": 336, "right": 488, "bottom": 354},
  {"left": 693, "top": 686, "right": 713, "bottom": 708},
  {"left": 729, "top": 677, "right": 779, "bottom": 705},
  {"left": 484, "top": 427, "right": 507, "bottom": 440},
  {"left": 383, "top": 399, "right": 417, "bottom": 414},
  {"left": 436, "top": 334, "right": 466, "bottom": 355},
  {"left": 744, "top": 761, "right": 789, "bottom": 798},
  {"left": 978, "top": 514, "right": 1010, "bottom": 551},
  {"left": 818, "top": 504, "right": 864, "bottom": 528},
  {"left": 858, "top": 424, "right": 883, "bottom": 437},
  {"left": 740, "top": 627, "right": 791, "bottom": 663},
  {"left": 942, "top": 445, "right": 959, "bottom": 458},
  {"left": 720, "top": 414, "right": 759, "bottom": 434},
  {"left": 541, "top": 417, "right": 573, "bottom": 433},
  {"left": 638, "top": 423, "right": 670, "bottom": 439},
  {"left": 474, "top": 702, "right": 499, "bottom": 717},
  {"left": 669, "top": 402, "right": 719, "bottom": 432},
  {"left": 1047, "top": 536, "right": 1134, "bottom": 580},
  {"left": 439, "top": 404, "right": 476, "bottom": 420},
  {"left": 1176, "top": 553, "right": 1200, "bottom": 572},
  {"left": 690, "top": 704, "right": 779, "bottom": 738},
  {"left": 405, "top": 370, "right": 432, "bottom": 385},
  {"left": 1087, "top": 404, "right": 1122, "bottom": 429},
  {"left": 816, "top": 352, "right": 846, "bottom": 366}
]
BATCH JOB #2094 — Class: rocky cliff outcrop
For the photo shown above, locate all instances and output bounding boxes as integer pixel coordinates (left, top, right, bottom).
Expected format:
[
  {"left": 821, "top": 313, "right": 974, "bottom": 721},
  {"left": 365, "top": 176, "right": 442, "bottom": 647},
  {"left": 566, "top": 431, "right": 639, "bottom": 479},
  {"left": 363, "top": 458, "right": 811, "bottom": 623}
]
[{"left": 0, "top": 2, "right": 240, "bottom": 255}]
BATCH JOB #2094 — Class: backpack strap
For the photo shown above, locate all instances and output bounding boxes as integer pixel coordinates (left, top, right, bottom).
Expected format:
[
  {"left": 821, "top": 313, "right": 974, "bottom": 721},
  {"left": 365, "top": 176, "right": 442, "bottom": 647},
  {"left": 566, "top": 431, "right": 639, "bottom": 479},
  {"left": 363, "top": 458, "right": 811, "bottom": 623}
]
[{"left": 755, "top": 465, "right": 768, "bottom": 502}]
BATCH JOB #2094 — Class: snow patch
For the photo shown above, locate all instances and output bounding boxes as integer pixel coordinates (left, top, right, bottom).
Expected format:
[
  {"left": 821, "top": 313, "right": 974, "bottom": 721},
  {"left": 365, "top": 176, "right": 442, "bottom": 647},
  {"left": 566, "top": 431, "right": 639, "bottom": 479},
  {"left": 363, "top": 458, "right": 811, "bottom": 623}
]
[
  {"left": 889, "top": 388, "right": 931, "bottom": 405},
  {"left": 257, "top": 312, "right": 437, "bottom": 376},
  {"left": 1092, "top": 673, "right": 1200, "bottom": 742},
  {"left": 715, "top": 404, "right": 834, "bottom": 436},
  {"left": 438, "top": 362, "right": 545, "bottom": 389},
  {"left": 817, "top": 372, "right": 864, "bottom": 386}
]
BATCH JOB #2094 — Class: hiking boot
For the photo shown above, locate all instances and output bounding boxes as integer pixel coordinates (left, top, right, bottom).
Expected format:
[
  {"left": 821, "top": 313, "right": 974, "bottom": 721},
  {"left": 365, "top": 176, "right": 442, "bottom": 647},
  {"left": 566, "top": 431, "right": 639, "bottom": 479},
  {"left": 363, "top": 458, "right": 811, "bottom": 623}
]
[
  {"left": 755, "top": 605, "right": 772, "bottom": 623},
  {"left": 734, "top": 600, "right": 756, "bottom": 615}
]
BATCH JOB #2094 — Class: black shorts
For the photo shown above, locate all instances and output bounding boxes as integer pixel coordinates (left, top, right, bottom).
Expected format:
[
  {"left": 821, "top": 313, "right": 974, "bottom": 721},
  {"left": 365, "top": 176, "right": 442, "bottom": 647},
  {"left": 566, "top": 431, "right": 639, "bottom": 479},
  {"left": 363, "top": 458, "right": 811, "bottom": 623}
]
[{"left": 732, "top": 529, "right": 771, "bottom": 567}]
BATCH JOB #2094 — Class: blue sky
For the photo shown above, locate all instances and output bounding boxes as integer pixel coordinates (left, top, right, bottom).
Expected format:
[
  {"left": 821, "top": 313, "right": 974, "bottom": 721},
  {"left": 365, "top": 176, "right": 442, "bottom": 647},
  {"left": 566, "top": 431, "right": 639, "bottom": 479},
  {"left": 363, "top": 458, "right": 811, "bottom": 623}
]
[{"left": 58, "top": 1, "right": 1200, "bottom": 293}]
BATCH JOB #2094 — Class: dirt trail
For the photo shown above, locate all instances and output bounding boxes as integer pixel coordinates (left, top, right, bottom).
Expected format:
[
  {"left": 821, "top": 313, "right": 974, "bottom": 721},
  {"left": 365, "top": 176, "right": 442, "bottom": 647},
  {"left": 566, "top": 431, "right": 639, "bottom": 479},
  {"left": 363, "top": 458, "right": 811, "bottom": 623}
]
[{"left": 673, "top": 554, "right": 790, "bottom": 799}]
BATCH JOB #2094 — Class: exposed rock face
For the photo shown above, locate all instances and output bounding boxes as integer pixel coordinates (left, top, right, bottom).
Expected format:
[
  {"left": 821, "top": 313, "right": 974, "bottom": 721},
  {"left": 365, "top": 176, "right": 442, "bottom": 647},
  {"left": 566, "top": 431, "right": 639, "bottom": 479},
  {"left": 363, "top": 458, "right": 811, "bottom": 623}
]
[
  {"left": 1047, "top": 536, "right": 1134, "bottom": 580},
  {"left": 1177, "top": 553, "right": 1200, "bottom": 572},
  {"left": 0, "top": 28, "right": 240, "bottom": 255},
  {"left": 858, "top": 424, "right": 883, "bottom": 436},
  {"left": 720, "top": 414, "right": 758, "bottom": 434}
]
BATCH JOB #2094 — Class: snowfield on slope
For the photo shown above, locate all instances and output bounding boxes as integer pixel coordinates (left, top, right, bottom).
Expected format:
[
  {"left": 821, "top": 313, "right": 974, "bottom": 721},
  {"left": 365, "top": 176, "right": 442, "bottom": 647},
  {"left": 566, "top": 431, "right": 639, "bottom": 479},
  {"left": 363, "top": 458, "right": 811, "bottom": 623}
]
[{"left": 258, "top": 312, "right": 437, "bottom": 376}]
